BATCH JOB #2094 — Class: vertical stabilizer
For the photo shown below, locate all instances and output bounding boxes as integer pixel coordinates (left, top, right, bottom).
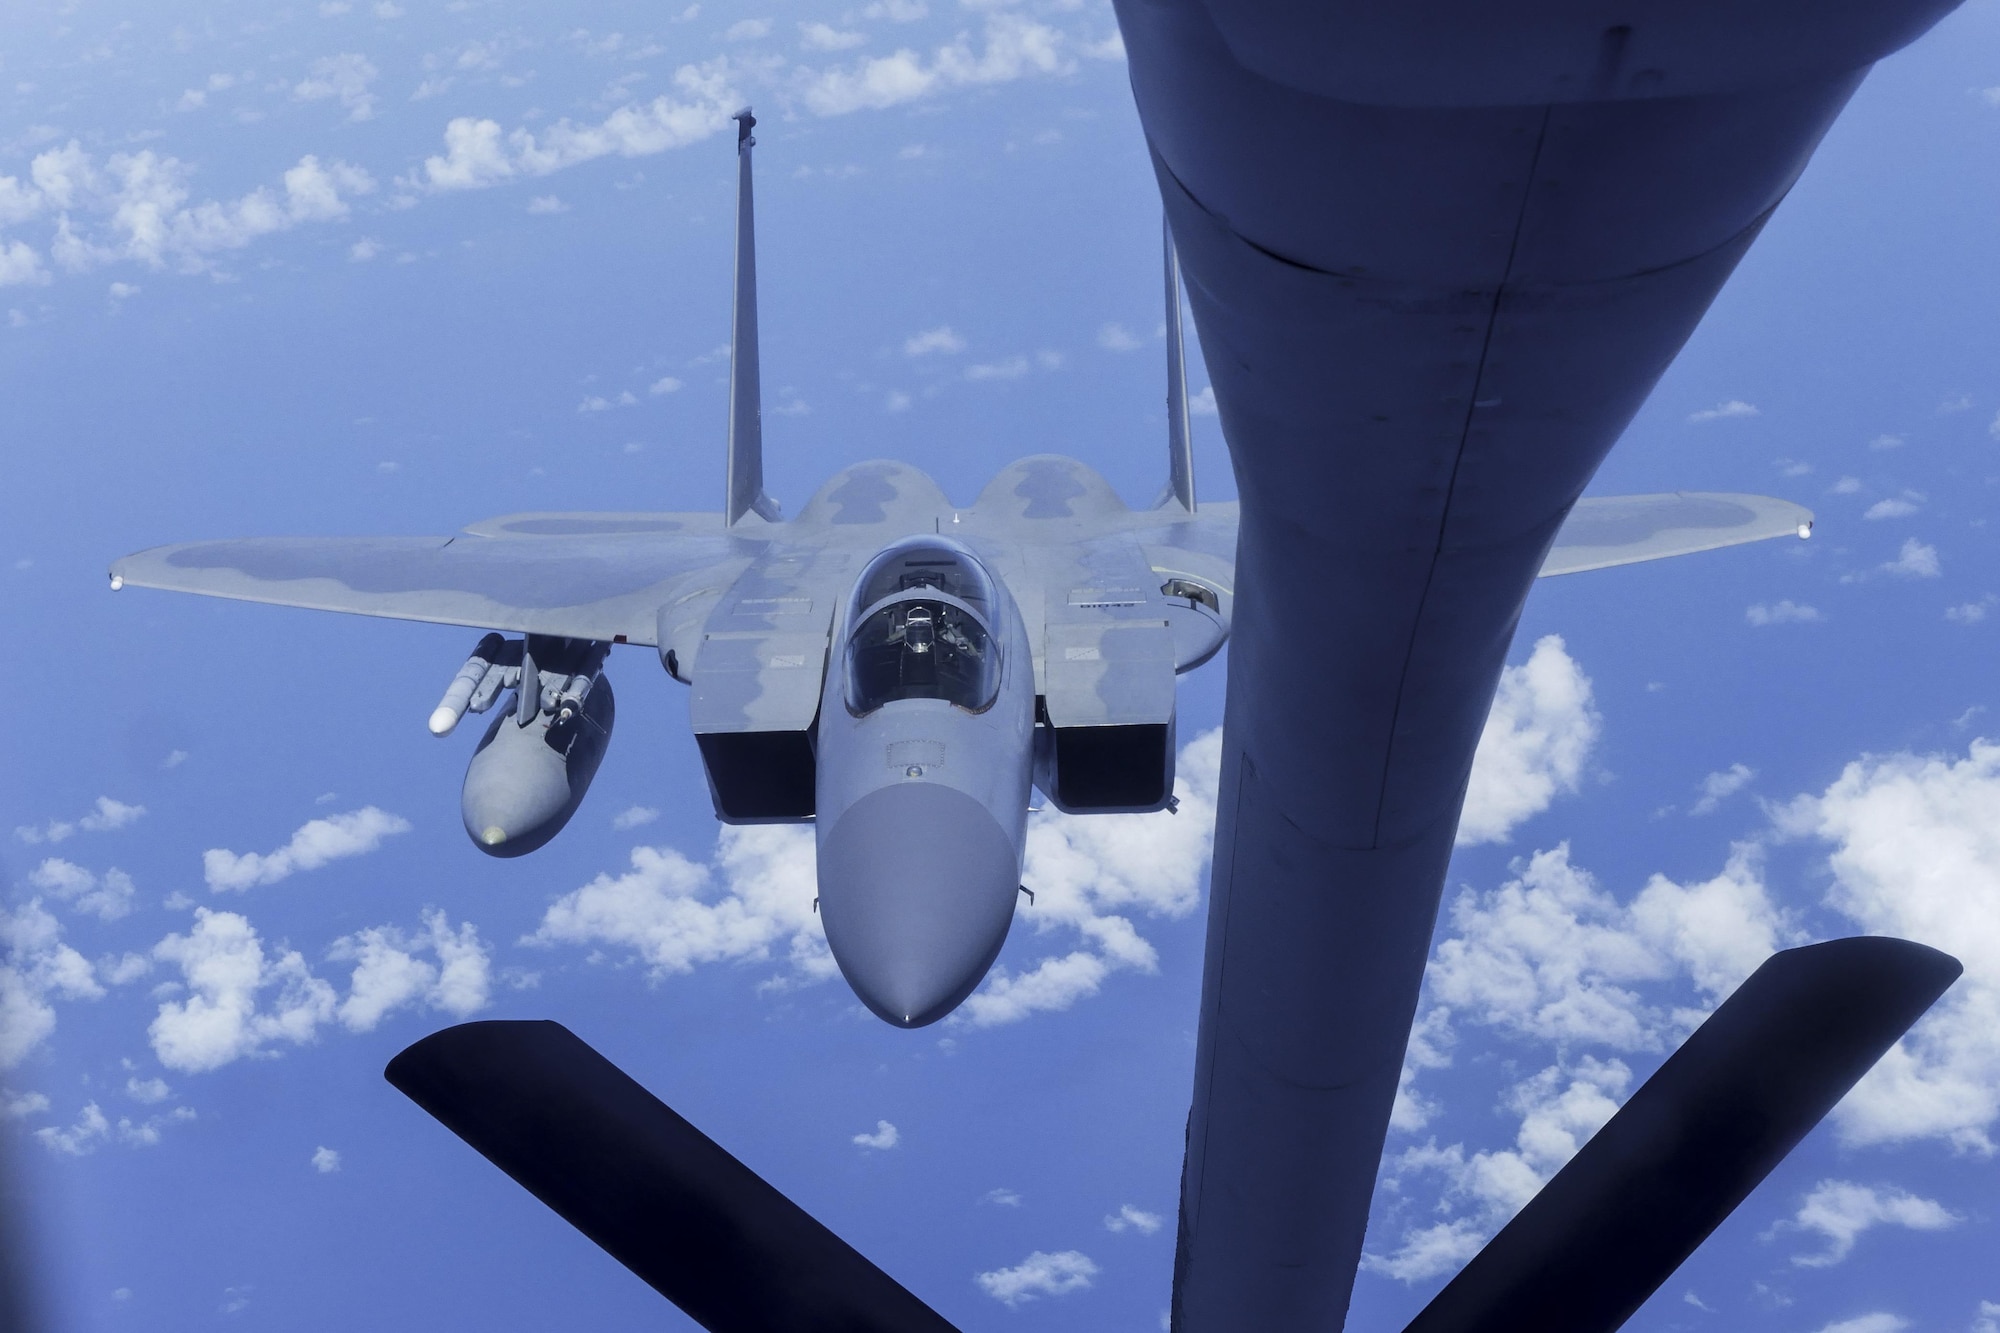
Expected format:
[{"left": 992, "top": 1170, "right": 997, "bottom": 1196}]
[
  {"left": 1159, "top": 217, "right": 1197, "bottom": 513},
  {"left": 726, "top": 109, "right": 780, "bottom": 526}
]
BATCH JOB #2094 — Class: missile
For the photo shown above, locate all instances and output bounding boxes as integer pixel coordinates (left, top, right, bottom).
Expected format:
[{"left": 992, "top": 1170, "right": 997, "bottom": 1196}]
[
  {"left": 462, "top": 643, "right": 615, "bottom": 857},
  {"left": 430, "top": 633, "right": 509, "bottom": 736}
]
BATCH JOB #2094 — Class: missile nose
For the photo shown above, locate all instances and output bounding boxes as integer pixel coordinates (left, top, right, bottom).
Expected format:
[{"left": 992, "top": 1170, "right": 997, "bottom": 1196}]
[{"left": 817, "top": 781, "right": 1022, "bottom": 1028}]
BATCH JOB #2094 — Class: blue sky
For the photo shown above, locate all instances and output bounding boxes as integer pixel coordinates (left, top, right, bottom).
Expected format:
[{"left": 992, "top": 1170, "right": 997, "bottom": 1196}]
[{"left": 3, "top": 2, "right": 1999, "bottom": 1330}]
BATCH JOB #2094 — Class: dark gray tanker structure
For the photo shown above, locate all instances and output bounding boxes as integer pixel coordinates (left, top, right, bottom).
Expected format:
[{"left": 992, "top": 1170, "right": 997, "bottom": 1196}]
[
  {"left": 112, "top": 110, "right": 1808, "bottom": 1032},
  {"left": 116, "top": 17, "right": 1975, "bottom": 1326}
]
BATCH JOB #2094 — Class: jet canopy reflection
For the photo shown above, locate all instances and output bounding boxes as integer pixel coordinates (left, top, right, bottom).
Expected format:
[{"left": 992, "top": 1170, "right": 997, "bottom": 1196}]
[{"left": 843, "top": 539, "right": 1001, "bottom": 715}]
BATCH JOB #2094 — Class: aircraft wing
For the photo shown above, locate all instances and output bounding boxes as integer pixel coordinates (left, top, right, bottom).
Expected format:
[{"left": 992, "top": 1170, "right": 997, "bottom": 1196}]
[
  {"left": 1541, "top": 492, "right": 1812, "bottom": 577},
  {"left": 110, "top": 512, "right": 739, "bottom": 645}
]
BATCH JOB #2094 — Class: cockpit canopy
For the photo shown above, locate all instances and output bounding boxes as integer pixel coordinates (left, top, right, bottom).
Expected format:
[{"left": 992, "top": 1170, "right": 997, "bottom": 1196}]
[{"left": 844, "top": 540, "right": 1002, "bottom": 715}]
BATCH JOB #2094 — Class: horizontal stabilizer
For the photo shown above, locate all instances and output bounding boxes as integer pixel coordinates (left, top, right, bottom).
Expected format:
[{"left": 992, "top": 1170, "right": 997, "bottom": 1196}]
[
  {"left": 386, "top": 1020, "right": 962, "bottom": 1333},
  {"left": 1540, "top": 491, "right": 1810, "bottom": 578},
  {"left": 1400, "top": 936, "right": 1960, "bottom": 1333}
]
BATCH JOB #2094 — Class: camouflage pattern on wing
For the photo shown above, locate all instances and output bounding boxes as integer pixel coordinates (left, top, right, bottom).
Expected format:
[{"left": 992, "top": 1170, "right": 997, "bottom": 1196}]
[
  {"left": 109, "top": 512, "right": 739, "bottom": 645},
  {"left": 1540, "top": 492, "right": 1813, "bottom": 577}
]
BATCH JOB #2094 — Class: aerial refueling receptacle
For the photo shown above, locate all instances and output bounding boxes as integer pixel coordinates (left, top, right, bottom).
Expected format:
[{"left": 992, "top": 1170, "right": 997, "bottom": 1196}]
[{"left": 438, "top": 635, "right": 616, "bottom": 857}]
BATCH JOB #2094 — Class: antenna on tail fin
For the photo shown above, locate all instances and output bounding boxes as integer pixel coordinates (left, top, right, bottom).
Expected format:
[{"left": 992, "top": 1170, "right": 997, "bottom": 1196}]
[
  {"left": 726, "top": 109, "right": 780, "bottom": 526},
  {"left": 1159, "top": 216, "right": 1196, "bottom": 513}
]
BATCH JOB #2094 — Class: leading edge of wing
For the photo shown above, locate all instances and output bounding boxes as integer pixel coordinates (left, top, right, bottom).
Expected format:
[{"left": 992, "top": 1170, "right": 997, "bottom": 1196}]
[
  {"left": 1539, "top": 491, "right": 1812, "bottom": 578},
  {"left": 110, "top": 528, "right": 737, "bottom": 645}
]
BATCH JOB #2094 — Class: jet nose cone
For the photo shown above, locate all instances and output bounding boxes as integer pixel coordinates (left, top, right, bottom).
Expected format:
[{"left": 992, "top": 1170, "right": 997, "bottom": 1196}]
[{"left": 817, "top": 781, "right": 1022, "bottom": 1028}]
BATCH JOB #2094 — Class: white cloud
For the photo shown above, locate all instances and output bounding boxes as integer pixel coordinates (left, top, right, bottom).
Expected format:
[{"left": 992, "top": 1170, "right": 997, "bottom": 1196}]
[
  {"left": 125, "top": 1076, "right": 170, "bottom": 1104},
  {"left": 1746, "top": 600, "right": 1822, "bottom": 626},
  {"left": 1832, "top": 476, "right": 1863, "bottom": 495},
  {"left": 649, "top": 377, "right": 682, "bottom": 395},
  {"left": 1974, "top": 1300, "right": 2000, "bottom": 1333},
  {"left": 1188, "top": 385, "right": 1216, "bottom": 416},
  {"left": 529, "top": 824, "right": 836, "bottom": 984},
  {"left": 1814, "top": 1316, "right": 1909, "bottom": 1333},
  {"left": 976, "top": 1250, "right": 1097, "bottom": 1306},
  {"left": 1427, "top": 842, "right": 1782, "bottom": 1052},
  {"left": 33, "top": 1099, "right": 193, "bottom": 1155},
  {"left": 16, "top": 795, "right": 146, "bottom": 844},
  {"left": 863, "top": 0, "right": 927, "bottom": 19},
  {"left": 966, "top": 355, "right": 1030, "bottom": 380},
  {"left": 1689, "top": 399, "right": 1760, "bottom": 423},
  {"left": 903, "top": 325, "right": 964, "bottom": 356},
  {"left": 985, "top": 1187, "right": 1021, "bottom": 1206},
  {"left": 526, "top": 194, "right": 569, "bottom": 214},
  {"left": 149, "top": 909, "right": 338, "bottom": 1073},
  {"left": 1096, "top": 322, "right": 1141, "bottom": 351},
  {"left": 0, "top": 241, "right": 47, "bottom": 288},
  {"left": 1773, "top": 1180, "right": 1957, "bottom": 1267},
  {"left": 312, "top": 1145, "right": 341, "bottom": 1173},
  {"left": 1946, "top": 596, "right": 1997, "bottom": 625},
  {"left": 1103, "top": 1204, "right": 1161, "bottom": 1234},
  {"left": 203, "top": 806, "right": 411, "bottom": 891},
  {"left": 1869, "top": 433, "right": 1905, "bottom": 450},
  {"left": 420, "top": 60, "right": 739, "bottom": 191},
  {"left": 886, "top": 390, "right": 911, "bottom": 413},
  {"left": 3, "top": 144, "right": 375, "bottom": 278},
  {"left": 962, "top": 730, "right": 1222, "bottom": 1026},
  {"left": 612, "top": 804, "right": 660, "bottom": 829},
  {"left": 348, "top": 237, "right": 381, "bottom": 261},
  {"left": 1990, "top": 409, "right": 2000, "bottom": 441},
  {"left": 1457, "top": 635, "right": 1599, "bottom": 846},
  {"left": 293, "top": 53, "right": 378, "bottom": 121},
  {"left": 1776, "top": 740, "right": 2000, "bottom": 1153},
  {"left": 1367, "top": 1058, "right": 1630, "bottom": 1281},
  {"left": 107, "top": 281, "right": 140, "bottom": 300},
  {"left": 1690, "top": 763, "right": 1755, "bottom": 817},
  {"left": 4, "top": 1092, "right": 50, "bottom": 1119},
  {"left": 1882, "top": 539, "right": 1941, "bottom": 578},
  {"left": 1864, "top": 493, "right": 1922, "bottom": 520},
  {"left": 27, "top": 858, "right": 136, "bottom": 920},
  {"left": 798, "top": 14, "right": 1070, "bottom": 116},
  {"left": 724, "top": 18, "right": 771, "bottom": 41},
  {"left": 328, "top": 909, "right": 491, "bottom": 1032},
  {"left": 852, "top": 1119, "right": 899, "bottom": 1150},
  {"left": 0, "top": 900, "right": 104, "bottom": 1068},
  {"left": 800, "top": 22, "right": 865, "bottom": 51}
]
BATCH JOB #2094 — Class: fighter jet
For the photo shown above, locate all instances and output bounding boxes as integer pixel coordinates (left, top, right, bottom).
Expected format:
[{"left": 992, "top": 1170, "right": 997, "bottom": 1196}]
[{"left": 114, "top": 110, "right": 1810, "bottom": 1031}]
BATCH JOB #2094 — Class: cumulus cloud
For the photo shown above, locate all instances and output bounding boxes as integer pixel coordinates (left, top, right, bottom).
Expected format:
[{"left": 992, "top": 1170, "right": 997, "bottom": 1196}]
[
  {"left": 1747, "top": 600, "right": 1822, "bottom": 626},
  {"left": 0, "top": 901, "right": 105, "bottom": 1068},
  {"left": 1688, "top": 399, "right": 1760, "bottom": 423},
  {"left": 1864, "top": 493, "right": 1923, "bottom": 520},
  {"left": 293, "top": 53, "right": 378, "bottom": 120},
  {"left": 1367, "top": 1057, "right": 1631, "bottom": 1281},
  {"left": 612, "top": 804, "right": 660, "bottom": 830},
  {"left": 1771, "top": 1180, "right": 1957, "bottom": 1267},
  {"left": 328, "top": 909, "right": 491, "bottom": 1032},
  {"left": 312, "top": 1146, "right": 341, "bottom": 1173},
  {"left": 0, "top": 144, "right": 374, "bottom": 279},
  {"left": 965, "top": 355, "right": 1030, "bottom": 380},
  {"left": 1813, "top": 1316, "right": 1909, "bottom": 1333},
  {"left": 1188, "top": 385, "right": 1217, "bottom": 416},
  {"left": 26, "top": 858, "right": 137, "bottom": 920},
  {"left": 529, "top": 824, "right": 835, "bottom": 984},
  {"left": 1103, "top": 1204, "right": 1162, "bottom": 1234},
  {"left": 203, "top": 806, "right": 411, "bottom": 891},
  {"left": 1882, "top": 539, "right": 1940, "bottom": 579},
  {"left": 903, "top": 325, "right": 965, "bottom": 356},
  {"left": 15, "top": 795, "right": 146, "bottom": 844},
  {"left": 33, "top": 1099, "right": 194, "bottom": 1155},
  {"left": 420, "top": 60, "right": 740, "bottom": 191},
  {"left": 962, "top": 729, "right": 1222, "bottom": 1026},
  {"left": 1690, "top": 763, "right": 1755, "bottom": 817},
  {"left": 149, "top": 909, "right": 338, "bottom": 1073},
  {"left": 1096, "top": 322, "right": 1142, "bottom": 352},
  {"left": 800, "top": 22, "right": 865, "bottom": 51},
  {"left": 1776, "top": 740, "right": 2000, "bottom": 1153},
  {"left": 1425, "top": 843, "right": 1783, "bottom": 1053},
  {"left": 975, "top": 1250, "right": 1097, "bottom": 1306},
  {"left": 1457, "top": 636, "right": 1599, "bottom": 846},
  {"left": 852, "top": 1119, "right": 899, "bottom": 1150},
  {"left": 798, "top": 14, "right": 1070, "bottom": 116}
]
